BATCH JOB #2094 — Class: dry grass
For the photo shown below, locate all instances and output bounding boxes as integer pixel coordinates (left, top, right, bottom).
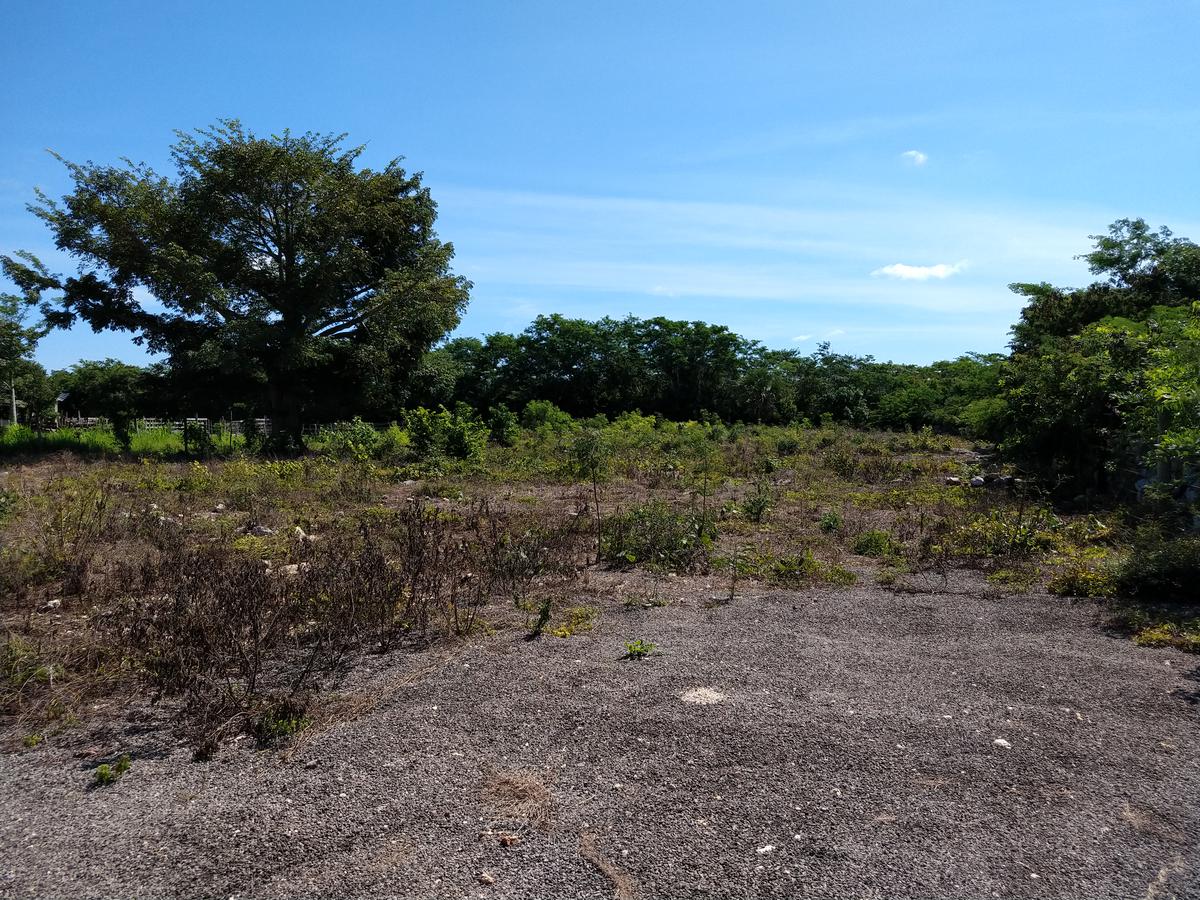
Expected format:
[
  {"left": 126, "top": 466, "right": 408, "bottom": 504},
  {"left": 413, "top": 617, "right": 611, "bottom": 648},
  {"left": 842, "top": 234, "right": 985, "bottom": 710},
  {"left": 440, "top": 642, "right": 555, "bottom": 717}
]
[{"left": 481, "top": 768, "right": 554, "bottom": 832}]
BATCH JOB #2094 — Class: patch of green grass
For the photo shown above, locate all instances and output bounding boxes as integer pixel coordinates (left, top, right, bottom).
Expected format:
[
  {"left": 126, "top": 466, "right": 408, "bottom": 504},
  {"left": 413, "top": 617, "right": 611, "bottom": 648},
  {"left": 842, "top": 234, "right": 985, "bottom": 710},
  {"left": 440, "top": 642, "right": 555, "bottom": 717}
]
[
  {"left": 1132, "top": 622, "right": 1200, "bottom": 652},
  {"left": 1107, "top": 605, "right": 1200, "bottom": 653},
  {"left": 988, "top": 568, "right": 1040, "bottom": 593},
  {"left": 253, "top": 698, "right": 310, "bottom": 747}
]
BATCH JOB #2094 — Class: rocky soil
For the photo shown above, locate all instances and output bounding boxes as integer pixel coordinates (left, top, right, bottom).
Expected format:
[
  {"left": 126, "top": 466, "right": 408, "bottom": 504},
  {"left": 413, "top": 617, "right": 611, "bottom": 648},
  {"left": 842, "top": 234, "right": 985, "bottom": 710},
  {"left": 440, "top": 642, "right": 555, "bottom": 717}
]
[{"left": 3, "top": 572, "right": 1197, "bottom": 899}]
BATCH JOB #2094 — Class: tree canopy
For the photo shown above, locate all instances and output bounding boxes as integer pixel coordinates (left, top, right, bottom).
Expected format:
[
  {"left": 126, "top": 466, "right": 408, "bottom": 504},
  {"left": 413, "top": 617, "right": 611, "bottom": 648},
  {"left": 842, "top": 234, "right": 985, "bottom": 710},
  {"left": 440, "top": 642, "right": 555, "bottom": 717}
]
[
  {"left": 3, "top": 120, "right": 470, "bottom": 446},
  {"left": 997, "top": 219, "right": 1200, "bottom": 498}
]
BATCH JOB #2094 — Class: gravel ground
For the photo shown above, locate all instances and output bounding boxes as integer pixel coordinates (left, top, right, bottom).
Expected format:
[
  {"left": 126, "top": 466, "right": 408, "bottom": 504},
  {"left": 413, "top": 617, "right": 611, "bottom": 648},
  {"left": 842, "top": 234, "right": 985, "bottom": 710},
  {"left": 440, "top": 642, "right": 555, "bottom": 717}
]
[{"left": 3, "top": 572, "right": 1198, "bottom": 899}]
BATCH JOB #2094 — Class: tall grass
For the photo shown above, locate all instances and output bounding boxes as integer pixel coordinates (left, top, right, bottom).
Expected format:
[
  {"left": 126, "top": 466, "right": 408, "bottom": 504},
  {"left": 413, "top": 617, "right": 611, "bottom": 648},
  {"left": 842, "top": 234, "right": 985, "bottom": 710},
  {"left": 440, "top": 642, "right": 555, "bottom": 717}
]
[{"left": 0, "top": 425, "right": 120, "bottom": 456}]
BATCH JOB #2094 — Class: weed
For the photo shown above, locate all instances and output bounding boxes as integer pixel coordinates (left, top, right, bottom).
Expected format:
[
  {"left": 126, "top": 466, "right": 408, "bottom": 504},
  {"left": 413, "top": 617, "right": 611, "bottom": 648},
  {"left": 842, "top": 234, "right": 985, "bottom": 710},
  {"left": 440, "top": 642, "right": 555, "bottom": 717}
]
[
  {"left": 93, "top": 754, "right": 131, "bottom": 787},
  {"left": 602, "top": 501, "right": 717, "bottom": 573},
  {"left": 546, "top": 605, "right": 598, "bottom": 638},
  {"left": 742, "top": 478, "right": 774, "bottom": 524},
  {"left": 853, "top": 529, "right": 900, "bottom": 558},
  {"left": 1132, "top": 622, "right": 1200, "bottom": 652},
  {"left": 1047, "top": 560, "right": 1116, "bottom": 597},
  {"left": 818, "top": 511, "right": 841, "bottom": 533},
  {"left": 253, "top": 696, "right": 310, "bottom": 747},
  {"left": 623, "top": 638, "right": 656, "bottom": 659}
]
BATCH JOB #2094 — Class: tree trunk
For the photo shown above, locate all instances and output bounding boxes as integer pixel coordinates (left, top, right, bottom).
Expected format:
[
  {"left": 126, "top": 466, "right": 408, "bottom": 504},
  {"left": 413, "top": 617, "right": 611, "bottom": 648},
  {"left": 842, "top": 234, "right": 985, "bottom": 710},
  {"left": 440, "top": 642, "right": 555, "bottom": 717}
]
[{"left": 267, "top": 380, "right": 304, "bottom": 453}]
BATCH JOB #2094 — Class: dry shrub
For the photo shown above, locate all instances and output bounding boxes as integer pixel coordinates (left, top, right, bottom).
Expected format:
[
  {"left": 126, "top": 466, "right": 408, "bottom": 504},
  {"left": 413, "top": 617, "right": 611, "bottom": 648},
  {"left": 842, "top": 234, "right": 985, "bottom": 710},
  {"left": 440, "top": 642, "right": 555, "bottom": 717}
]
[
  {"left": 482, "top": 769, "right": 554, "bottom": 832},
  {"left": 93, "top": 497, "right": 587, "bottom": 753}
]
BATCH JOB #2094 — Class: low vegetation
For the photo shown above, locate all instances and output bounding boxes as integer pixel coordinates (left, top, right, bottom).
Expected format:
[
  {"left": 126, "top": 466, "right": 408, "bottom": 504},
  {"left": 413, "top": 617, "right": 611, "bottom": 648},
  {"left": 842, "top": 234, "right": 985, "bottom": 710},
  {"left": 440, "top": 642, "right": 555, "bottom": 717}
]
[{"left": 1, "top": 408, "right": 1194, "bottom": 759}]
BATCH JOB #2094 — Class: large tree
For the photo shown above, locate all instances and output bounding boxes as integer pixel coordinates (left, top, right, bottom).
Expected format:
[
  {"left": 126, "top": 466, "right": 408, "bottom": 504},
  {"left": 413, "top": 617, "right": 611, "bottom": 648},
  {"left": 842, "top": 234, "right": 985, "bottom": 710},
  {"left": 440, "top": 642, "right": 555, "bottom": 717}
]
[{"left": 4, "top": 121, "right": 470, "bottom": 446}]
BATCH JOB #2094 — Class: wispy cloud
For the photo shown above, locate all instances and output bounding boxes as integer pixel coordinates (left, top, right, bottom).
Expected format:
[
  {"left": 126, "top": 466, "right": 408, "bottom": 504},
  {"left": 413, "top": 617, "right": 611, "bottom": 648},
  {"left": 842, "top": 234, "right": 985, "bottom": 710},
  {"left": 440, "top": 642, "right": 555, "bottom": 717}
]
[
  {"left": 901, "top": 149, "right": 928, "bottom": 166},
  {"left": 680, "top": 112, "right": 947, "bottom": 164},
  {"left": 872, "top": 261, "right": 967, "bottom": 281},
  {"left": 792, "top": 334, "right": 812, "bottom": 342}
]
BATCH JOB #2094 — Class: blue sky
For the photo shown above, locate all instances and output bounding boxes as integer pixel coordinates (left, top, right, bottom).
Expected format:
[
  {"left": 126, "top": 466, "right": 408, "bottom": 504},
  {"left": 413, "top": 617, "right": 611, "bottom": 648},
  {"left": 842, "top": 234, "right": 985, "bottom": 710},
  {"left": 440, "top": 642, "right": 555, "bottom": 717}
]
[{"left": 3, "top": 0, "right": 1198, "bottom": 369}]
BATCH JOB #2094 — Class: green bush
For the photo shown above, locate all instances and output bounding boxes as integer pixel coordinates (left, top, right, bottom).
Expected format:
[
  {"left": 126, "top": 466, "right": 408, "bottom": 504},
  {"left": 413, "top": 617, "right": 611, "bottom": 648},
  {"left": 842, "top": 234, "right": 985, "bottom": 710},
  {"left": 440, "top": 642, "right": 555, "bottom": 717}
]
[
  {"left": 601, "top": 501, "right": 716, "bottom": 572},
  {"left": 521, "top": 400, "right": 575, "bottom": 433},
  {"left": 853, "top": 529, "right": 900, "bottom": 558},
  {"left": 818, "top": 511, "right": 842, "bottom": 533},
  {"left": 487, "top": 404, "right": 520, "bottom": 447},
  {"left": 1114, "top": 532, "right": 1200, "bottom": 602},
  {"left": 318, "top": 418, "right": 380, "bottom": 460},
  {"left": 1047, "top": 560, "right": 1116, "bottom": 597},
  {"left": 950, "top": 509, "right": 1061, "bottom": 558},
  {"left": 405, "top": 407, "right": 489, "bottom": 461}
]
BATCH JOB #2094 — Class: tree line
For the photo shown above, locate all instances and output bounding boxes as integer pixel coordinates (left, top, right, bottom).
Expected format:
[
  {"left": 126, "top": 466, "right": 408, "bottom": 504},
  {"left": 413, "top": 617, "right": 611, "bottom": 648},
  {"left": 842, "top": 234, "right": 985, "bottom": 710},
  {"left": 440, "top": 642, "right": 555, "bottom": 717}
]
[{"left": 2, "top": 122, "right": 1198, "bottom": 503}]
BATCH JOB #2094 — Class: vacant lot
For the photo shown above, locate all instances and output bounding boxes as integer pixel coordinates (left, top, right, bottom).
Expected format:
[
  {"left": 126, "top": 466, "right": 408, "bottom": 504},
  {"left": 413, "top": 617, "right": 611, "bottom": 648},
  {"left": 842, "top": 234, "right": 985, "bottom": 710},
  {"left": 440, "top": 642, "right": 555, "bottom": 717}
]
[
  {"left": 3, "top": 569, "right": 1198, "bottom": 899},
  {"left": 2, "top": 423, "right": 1197, "bottom": 898}
]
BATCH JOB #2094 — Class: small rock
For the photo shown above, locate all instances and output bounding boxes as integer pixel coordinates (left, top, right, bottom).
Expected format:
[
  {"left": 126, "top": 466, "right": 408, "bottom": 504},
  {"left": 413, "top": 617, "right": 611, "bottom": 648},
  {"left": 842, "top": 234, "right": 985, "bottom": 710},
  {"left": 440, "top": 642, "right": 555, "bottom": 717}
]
[
  {"left": 969, "top": 476, "right": 986, "bottom": 488},
  {"left": 944, "top": 476, "right": 962, "bottom": 486},
  {"left": 756, "top": 844, "right": 775, "bottom": 855},
  {"left": 212, "top": 503, "right": 226, "bottom": 513},
  {"left": 993, "top": 738, "right": 1012, "bottom": 749},
  {"left": 477, "top": 872, "right": 495, "bottom": 885},
  {"left": 248, "top": 524, "right": 275, "bottom": 537},
  {"left": 42, "top": 599, "right": 62, "bottom": 611}
]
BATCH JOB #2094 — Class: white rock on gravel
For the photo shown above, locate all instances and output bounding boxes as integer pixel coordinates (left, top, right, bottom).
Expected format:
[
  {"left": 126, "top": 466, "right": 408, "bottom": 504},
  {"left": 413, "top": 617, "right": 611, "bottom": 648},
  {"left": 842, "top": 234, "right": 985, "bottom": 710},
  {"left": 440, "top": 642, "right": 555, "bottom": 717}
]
[
  {"left": 993, "top": 738, "right": 1012, "bottom": 749},
  {"left": 756, "top": 845, "right": 775, "bottom": 854},
  {"left": 681, "top": 687, "right": 725, "bottom": 705}
]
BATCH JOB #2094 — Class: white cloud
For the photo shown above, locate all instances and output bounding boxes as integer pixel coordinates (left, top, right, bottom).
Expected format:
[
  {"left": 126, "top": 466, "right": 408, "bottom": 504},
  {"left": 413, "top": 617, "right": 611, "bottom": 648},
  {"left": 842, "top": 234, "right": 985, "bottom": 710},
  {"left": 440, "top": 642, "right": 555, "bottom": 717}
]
[
  {"left": 825, "top": 328, "right": 846, "bottom": 337},
  {"left": 901, "top": 149, "right": 928, "bottom": 166},
  {"left": 792, "top": 334, "right": 812, "bottom": 342},
  {"left": 872, "top": 261, "right": 966, "bottom": 281}
]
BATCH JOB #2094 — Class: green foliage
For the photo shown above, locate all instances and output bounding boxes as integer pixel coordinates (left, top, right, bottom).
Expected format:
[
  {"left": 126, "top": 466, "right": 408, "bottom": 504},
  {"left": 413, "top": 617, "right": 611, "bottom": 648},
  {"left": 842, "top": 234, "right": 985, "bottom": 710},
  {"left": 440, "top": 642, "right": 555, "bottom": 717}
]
[
  {"left": 405, "top": 406, "right": 489, "bottom": 462},
  {"left": 527, "top": 597, "right": 553, "bottom": 638},
  {"left": 487, "top": 404, "right": 520, "bottom": 446},
  {"left": 521, "top": 399, "right": 575, "bottom": 432},
  {"left": 742, "top": 478, "right": 774, "bottom": 523},
  {"left": 818, "top": 511, "right": 842, "bottom": 533},
  {"left": 253, "top": 697, "right": 309, "bottom": 747},
  {"left": 623, "top": 638, "right": 656, "bottom": 659},
  {"left": 853, "top": 529, "right": 901, "bottom": 558},
  {"left": 1047, "top": 559, "right": 1117, "bottom": 597},
  {"left": 1001, "top": 220, "right": 1200, "bottom": 498},
  {"left": 947, "top": 509, "right": 1061, "bottom": 559},
  {"left": 1114, "top": 531, "right": 1200, "bottom": 603},
  {"left": 93, "top": 754, "right": 131, "bottom": 787},
  {"left": 318, "top": 418, "right": 381, "bottom": 461},
  {"left": 10, "top": 121, "right": 469, "bottom": 443},
  {"left": 601, "top": 501, "right": 717, "bottom": 572},
  {"left": 546, "top": 605, "right": 598, "bottom": 638},
  {"left": 1132, "top": 622, "right": 1200, "bottom": 652}
]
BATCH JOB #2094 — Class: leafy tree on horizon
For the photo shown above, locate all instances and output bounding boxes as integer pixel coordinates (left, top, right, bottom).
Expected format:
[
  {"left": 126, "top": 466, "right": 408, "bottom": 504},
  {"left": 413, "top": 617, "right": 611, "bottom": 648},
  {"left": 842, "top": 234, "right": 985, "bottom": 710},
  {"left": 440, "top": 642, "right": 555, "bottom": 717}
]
[
  {"left": 2, "top": 120, "right": 470, "bottom": 448},
  {"left": 0, "top": 251, "right": 49, "bottom": 425}
]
